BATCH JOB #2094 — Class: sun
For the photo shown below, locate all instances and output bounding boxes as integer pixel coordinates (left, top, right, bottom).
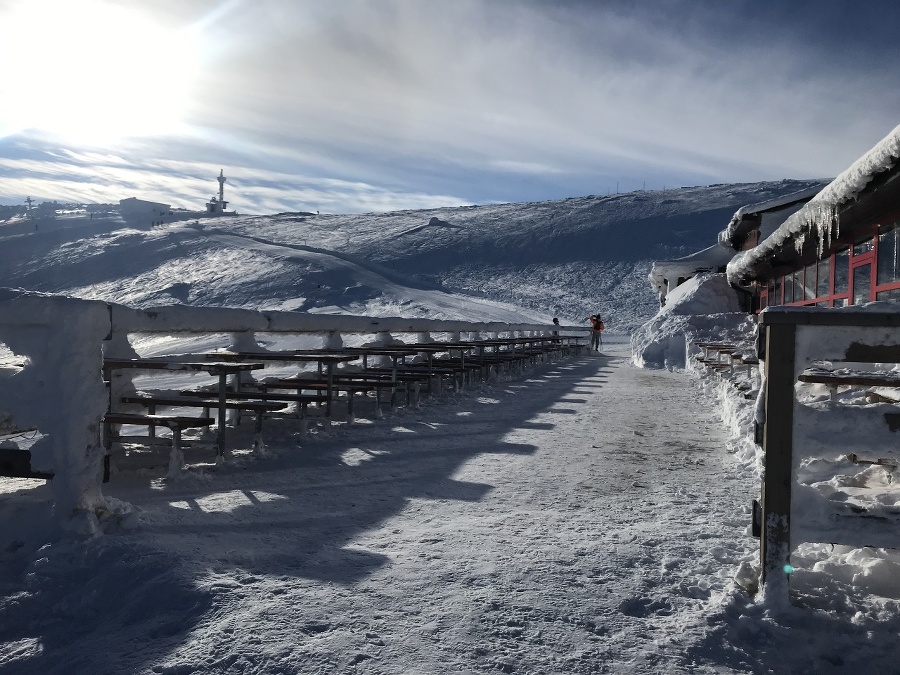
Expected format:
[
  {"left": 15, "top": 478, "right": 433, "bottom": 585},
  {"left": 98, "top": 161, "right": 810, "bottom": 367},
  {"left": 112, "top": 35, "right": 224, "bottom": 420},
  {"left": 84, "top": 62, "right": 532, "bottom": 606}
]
[{"left": 0, "top": 0, "right": 202, "bottom": 143}]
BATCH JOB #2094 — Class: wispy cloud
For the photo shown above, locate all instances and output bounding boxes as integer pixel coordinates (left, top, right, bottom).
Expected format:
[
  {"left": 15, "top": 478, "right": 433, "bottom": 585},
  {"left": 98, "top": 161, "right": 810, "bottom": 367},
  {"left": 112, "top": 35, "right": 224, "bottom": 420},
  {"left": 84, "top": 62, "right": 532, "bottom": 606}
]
[{"left": 1, "top": 0, "right": 898, "bottom": 212}]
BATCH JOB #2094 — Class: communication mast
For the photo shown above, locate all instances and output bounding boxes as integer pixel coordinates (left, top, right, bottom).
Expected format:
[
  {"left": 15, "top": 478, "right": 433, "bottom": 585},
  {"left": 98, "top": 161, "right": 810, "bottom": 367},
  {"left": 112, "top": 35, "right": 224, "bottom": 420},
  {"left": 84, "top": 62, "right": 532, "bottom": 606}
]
[{"left": 206, "top": 169, "right": 229, "bottom": 213}]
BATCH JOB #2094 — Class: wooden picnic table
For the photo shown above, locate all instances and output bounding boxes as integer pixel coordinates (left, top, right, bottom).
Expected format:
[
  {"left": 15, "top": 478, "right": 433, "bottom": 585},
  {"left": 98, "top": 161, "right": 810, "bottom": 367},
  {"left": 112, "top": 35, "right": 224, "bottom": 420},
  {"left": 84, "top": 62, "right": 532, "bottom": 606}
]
[
  {"left": 206, "top": 350, "right": 365, "bottom": 420},
  {"left": 103, "top": 358, "right": 265, "bottom": 451}
]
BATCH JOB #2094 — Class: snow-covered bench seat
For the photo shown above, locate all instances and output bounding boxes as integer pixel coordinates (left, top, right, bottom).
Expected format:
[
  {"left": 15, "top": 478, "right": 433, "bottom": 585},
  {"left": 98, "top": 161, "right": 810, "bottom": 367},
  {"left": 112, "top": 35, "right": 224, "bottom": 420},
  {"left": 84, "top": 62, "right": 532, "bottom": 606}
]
[
  {"left": 119, "top": 394, "right": 288, "bottom": 441},
  {"left": 102, "top": 412, "right": 215, "bottom": 479}
]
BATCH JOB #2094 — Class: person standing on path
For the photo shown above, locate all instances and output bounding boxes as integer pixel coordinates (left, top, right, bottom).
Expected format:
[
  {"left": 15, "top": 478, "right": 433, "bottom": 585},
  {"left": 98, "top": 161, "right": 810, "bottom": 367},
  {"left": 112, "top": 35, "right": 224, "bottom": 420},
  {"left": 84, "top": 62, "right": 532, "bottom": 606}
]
[{"left": 588, "top": 313, "right": 604, "bottom": 351}]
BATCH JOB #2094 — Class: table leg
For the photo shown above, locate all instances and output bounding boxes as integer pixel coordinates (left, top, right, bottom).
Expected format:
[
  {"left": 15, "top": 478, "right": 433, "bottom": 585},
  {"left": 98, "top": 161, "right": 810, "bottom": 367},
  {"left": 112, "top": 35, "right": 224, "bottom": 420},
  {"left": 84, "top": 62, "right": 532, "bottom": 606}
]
[
  {"left": 217, "top": 372, "right": 227, "bottom": 454},
  {"left": 326, "top": 362, "right": 333, "bottom": 424}
]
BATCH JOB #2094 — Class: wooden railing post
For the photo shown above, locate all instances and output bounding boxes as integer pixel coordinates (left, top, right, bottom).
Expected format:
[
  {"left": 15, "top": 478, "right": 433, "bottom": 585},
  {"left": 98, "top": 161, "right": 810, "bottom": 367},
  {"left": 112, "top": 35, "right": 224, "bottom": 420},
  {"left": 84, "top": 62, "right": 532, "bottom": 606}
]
[{"left": 760, "top": 319, "right": 796, "bottom": 592}]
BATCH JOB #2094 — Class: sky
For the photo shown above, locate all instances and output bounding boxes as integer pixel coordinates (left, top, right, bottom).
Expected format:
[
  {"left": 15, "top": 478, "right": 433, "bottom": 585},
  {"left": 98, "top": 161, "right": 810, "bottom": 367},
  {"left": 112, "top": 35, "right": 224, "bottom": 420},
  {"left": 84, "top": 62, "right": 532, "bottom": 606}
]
[{"left": 1, "top": 0, "right": 899, "bottom": 215}]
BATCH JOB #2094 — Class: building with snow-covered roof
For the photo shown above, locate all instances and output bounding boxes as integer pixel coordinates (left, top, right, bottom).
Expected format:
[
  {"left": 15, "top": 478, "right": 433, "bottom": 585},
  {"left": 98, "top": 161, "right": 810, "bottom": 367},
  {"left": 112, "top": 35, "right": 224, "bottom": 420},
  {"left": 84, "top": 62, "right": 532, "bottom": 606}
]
[
  {"left": 648, "top": 244, "right": 735, "bottom": 307},
  {"left": 648, "top": 185, "right": 822, "bottom": 307},
  {"left": 118, "top": 197, "right": 173, "bottom": 227},
  {"left": 717, "top": 184, "right": 824, "bottom": 253},
  {"left": 727, "top": 123, "right": 900, "bottom": 310}
]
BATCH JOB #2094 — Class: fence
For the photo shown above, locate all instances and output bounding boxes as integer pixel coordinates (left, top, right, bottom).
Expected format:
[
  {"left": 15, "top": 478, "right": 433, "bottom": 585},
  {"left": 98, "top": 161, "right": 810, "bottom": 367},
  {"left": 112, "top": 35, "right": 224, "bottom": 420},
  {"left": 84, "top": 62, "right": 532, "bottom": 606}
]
[
  {"left": 757, "top": 306, "right": 900, "bottom": 598},
  {"left": 0, "top": 289, "right": 563, "bottom": 522}
]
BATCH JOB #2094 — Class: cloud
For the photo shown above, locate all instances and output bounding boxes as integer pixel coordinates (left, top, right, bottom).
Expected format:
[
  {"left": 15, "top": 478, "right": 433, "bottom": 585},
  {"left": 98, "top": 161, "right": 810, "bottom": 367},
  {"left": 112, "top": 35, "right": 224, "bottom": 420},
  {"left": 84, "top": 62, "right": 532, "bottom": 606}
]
[
  {"left": 0, "top": 137, "right": 470, "bottom": 214},
  {"left": 1, "top": 0, "right": 899, "bottom": 212}
]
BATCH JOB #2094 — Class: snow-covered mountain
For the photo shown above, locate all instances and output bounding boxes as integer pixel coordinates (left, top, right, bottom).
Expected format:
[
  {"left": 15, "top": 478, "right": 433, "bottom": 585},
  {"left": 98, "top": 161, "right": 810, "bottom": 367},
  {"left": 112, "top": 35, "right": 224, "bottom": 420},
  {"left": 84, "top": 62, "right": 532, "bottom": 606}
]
[{"left": 0, "top": 179, "right": 824, "bottom": 332}]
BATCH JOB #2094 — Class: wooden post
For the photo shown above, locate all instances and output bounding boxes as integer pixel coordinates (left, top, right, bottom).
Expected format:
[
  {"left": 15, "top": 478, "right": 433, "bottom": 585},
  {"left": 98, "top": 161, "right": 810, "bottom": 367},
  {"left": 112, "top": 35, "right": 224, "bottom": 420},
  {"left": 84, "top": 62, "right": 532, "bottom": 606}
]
[{"left": 760, "top": 320, "right": 796, "bottom": 590}]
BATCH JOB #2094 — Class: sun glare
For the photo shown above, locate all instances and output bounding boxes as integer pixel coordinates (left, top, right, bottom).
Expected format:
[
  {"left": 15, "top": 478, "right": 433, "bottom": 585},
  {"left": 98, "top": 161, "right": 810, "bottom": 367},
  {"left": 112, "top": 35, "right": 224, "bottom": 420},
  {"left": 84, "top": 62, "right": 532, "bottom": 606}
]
[{"left": 0, "top": 0, "right": 202, "bottom": 143}]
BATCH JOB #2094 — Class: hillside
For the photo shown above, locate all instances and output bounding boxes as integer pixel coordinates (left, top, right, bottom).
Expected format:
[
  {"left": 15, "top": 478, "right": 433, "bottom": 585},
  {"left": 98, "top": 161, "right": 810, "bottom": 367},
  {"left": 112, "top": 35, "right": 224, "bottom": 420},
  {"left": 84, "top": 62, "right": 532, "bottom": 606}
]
[{"left": 0, "top": 179, "right": 823, "bottom": 333}]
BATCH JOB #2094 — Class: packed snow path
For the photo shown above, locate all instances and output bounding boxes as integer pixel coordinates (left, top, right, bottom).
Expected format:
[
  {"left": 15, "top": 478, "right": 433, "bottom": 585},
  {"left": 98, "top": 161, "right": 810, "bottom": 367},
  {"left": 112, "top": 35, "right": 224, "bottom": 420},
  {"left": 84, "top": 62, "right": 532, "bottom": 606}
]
[{"left": 7, "top": 342, "right": 757, "bottom": 674}]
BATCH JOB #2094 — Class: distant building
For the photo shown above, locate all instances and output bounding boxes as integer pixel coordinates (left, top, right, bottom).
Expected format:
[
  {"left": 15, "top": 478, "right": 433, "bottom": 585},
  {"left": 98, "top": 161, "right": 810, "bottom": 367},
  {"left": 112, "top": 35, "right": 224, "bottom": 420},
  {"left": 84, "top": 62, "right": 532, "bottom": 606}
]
[
  {"left": 649, "top": 185, "right": 822, "bottom": 308},
  {"left": 119, "top": 197, "right": 173, "bottom": 227},
  {"left": 119, "top": 169, "right": 236, "bottom": 226}
]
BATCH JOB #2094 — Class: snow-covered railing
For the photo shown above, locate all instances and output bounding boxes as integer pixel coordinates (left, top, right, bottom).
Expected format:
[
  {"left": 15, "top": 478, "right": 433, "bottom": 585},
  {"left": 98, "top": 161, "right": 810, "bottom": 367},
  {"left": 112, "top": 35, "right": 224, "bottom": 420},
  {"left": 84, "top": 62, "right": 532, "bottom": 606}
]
[
  {"left": 757, "top": 304, "right": 900, "bottom": 599},
  {"left": 0, "top": 291, "right": 110, "bottom": 533},
  {"left": 0, "top": 289, "right": 561, "bottom": 531}
]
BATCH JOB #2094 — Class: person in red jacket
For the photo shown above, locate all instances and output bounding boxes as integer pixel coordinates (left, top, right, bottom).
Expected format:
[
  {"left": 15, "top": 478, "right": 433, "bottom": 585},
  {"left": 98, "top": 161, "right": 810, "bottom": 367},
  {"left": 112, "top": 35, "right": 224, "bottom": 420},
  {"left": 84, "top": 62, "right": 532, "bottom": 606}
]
[{"left": 588, "top": 313, "right": 604, "bottom": 351}]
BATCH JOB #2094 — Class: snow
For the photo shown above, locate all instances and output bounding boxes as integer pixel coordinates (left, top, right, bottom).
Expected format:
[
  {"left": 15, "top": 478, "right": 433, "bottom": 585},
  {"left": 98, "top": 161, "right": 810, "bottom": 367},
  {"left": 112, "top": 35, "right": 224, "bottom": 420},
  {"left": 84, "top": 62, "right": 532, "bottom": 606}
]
[
  {"left": 631, "top": 274, "right": 751, "bottom": 370},
  {"left": 717, "top": 184, "right": 825, "bottom": 246},
  {"left": 647, "top": 244, "right": 736, "bottom": 307},
  {"left": 0, "top": 178, "right": 824, "bottom": 335},
  {"left": 728, "top": 124, "right": 900, "bottom": 283},
  {"left": 0, "top": 291, "right": 110, "bottom": 528},
  {"left": 2, "top": 180, "right": 900, "bottom": 672}
]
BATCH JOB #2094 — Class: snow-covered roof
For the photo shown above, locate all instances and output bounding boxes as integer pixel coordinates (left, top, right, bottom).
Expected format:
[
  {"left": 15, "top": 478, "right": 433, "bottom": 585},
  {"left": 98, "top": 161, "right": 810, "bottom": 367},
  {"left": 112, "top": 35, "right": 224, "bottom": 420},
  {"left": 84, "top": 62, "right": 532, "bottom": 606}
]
[
  {"left": 717, "top": 184, "right": 824, "bottom": 247},
  {"left": 648, "top": 243, "right": 735, "bottom": 291},
  {"left": 728, "top": 123, "right": 900, "bottom": 284}
]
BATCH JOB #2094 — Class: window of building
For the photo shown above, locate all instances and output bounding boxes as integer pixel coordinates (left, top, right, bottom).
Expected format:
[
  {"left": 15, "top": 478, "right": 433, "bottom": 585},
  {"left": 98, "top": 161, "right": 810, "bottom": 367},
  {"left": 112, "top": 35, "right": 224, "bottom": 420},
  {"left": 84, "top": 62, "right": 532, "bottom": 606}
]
[
  {"left": 783, "top": 272, "right": 793, "bottom": 305},
  {"left": 877, "top": 288, "right": 900, "bottom": 301},
  {"left": 853, "top": 234, "right": 875, "bottom": 257},
  {"left": 772, "top": 276, "right": 782, "bottom": 306},
  {"left": 817, "top": 256, "right": 831, "bottom": 298},
  {"left": 804, "top": 262, "right": 816, "bottom": 301},
  {"left": 877, "top": 221, "right": 900, "bottom": 286},
  {"left": 853, "top": 263, "right": 872, "bottom": 305},
  {"left": 834, "top": 247, "right": 850, "bottom": 297}
]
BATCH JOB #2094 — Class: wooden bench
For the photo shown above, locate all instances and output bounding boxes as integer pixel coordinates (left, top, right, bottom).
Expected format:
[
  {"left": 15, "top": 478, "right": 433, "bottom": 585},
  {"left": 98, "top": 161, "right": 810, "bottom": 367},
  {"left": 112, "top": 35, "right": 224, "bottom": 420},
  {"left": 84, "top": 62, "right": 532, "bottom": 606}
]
[
  {"left": 335, "top": 370, "right": 434, "bottom": 405},
  {"left": 797, "top": 368, "right": 900, "bottom": 414},
  {"left": 693, "top": 342, "right": 760, "bottom": 398},
  {"left": 798, "top": 369, "right": 900, "bottom": 389},
  {"left": 179, "top": 389, "right": 329, "bottom": 431},
  {"left": 102, "top": 412, "right": 215, "bottom": 479},
  {"left": 360, "top": 363, "right": 461, "bottom": 392},
  {"left": 259, "top": 376, "right": 407, "bottom": 418},
  {"left": 119, "top": 395, "right": 288, "bottom": 450}
]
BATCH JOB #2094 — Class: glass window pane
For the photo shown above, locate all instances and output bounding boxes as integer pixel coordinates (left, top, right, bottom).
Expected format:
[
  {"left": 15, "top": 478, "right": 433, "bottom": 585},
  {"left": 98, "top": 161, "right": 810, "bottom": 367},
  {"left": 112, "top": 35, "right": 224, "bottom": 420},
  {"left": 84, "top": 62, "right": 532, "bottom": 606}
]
[
  {"left": 834, "top": 248, "right": 850, "bottom": 296},
  {"left": 876, "top": 288, "right": 900, "bottom": 301},
  {"left": 853, "top": 235, "right": 874, "bottom": 256},
  {"left": 804, "top": 263, "right": 816, "bottom": 300},
  {"left": 773, "top": 277, "right": 782, "bottom": 306},
  {"left": 877, "top": 221, "right": 900, "bottom": 286},
  {"left": 817, "top": 256, "right": 831, "bottom": 297},
  {"left": 853, "top": 264, "right": 871, "bottom": 305},
  {"left": 783, "top": 273, "right": 794, "bottom": 304},
  {"left": 793, "top": 269, "right": 803, "bottom": 302}
]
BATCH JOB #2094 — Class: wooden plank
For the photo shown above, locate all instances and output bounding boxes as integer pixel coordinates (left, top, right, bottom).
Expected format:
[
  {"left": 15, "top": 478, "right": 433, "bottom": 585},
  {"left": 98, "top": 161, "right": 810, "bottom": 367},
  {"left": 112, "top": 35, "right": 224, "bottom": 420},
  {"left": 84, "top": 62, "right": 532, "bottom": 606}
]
[
  {"left": 798, "top": 371, "right": 900, "bottom": 388},
  {"left": 760, "top": 321, "right": 796, "bottom": 587},
  {"left": 103, "top": 412, "right": 215, "bottom": 428},
  {"left": 761, "top": 309, "right": 900, "bottom": 328},
  {"left": 844, "top": 342, "right": 900, "bottom": 364},
  {"left": 120, "top": 395, "right": 287, "bottom": 413},
  {"left": 179, "top": 390, "right": 329, "bottom": 404}
]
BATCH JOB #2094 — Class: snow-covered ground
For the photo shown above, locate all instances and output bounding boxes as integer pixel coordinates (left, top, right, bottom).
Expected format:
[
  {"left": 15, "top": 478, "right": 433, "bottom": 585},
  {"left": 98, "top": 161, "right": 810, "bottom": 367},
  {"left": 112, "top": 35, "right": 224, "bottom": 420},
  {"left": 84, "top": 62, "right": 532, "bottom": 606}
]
[
  {"left": 0, "top": 179, "right": 822, "bottom": 334},
  {"left": 2, "top": 181, "right": 900, "bottom": 673}
]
